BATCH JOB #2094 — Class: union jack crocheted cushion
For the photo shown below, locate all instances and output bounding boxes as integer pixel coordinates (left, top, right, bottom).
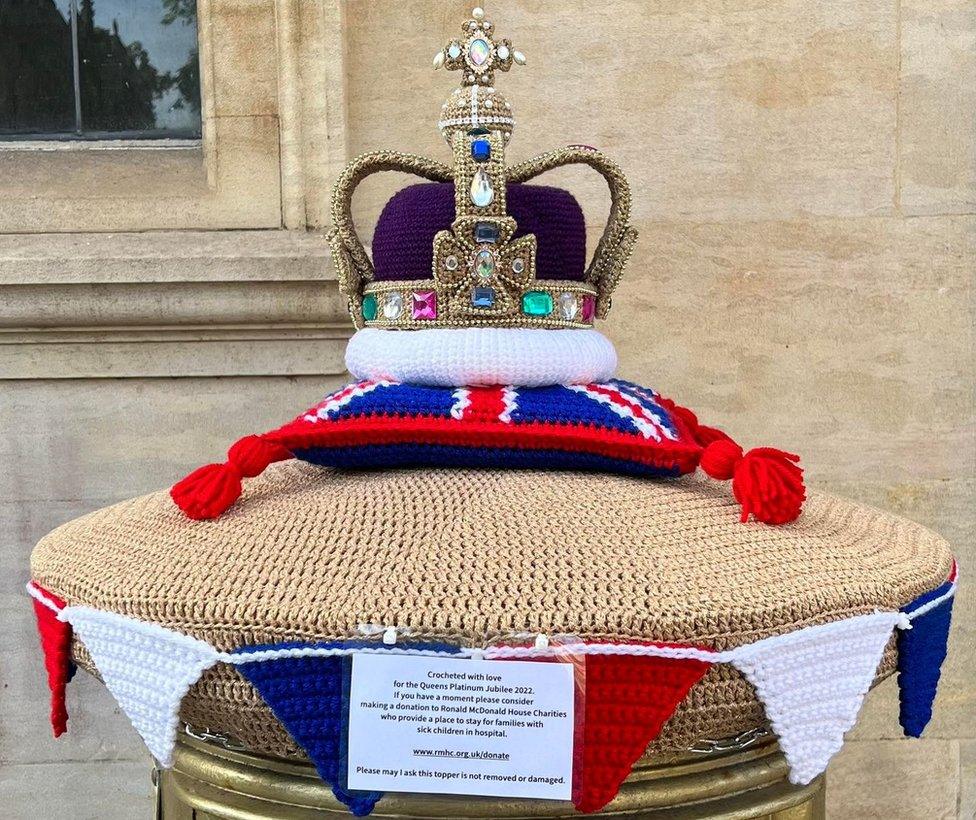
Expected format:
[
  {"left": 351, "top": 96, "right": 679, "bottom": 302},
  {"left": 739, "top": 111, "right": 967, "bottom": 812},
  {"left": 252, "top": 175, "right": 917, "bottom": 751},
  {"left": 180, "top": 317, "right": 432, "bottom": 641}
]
[
  {"left": 292, "top": 379, "right": 691, "bottom": 475},
  {"left": 171, "top": 379, "right": 806, "bottom": 525}
]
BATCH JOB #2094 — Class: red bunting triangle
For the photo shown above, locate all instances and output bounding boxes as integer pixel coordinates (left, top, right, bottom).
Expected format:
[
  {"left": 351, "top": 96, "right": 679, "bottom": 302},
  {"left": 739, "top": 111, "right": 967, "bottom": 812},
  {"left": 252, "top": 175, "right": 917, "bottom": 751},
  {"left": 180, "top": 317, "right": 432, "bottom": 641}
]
[
  {"left": 574, "top": 652, "right": 711, "bottom": 813},
  {"left": 30, "top": 586, "right": 73, "bottom": 737}
]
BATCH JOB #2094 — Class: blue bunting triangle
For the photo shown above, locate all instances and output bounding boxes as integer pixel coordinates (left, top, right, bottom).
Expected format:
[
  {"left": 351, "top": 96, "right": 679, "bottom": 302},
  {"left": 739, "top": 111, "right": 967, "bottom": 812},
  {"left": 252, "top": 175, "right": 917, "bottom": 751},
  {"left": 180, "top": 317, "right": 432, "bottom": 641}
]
[
  {"left": 235, "top": 642, "right": 460, "bottom": 816},
  {"left": 897, "top": 573, "right": 956, "bottom": 738}
]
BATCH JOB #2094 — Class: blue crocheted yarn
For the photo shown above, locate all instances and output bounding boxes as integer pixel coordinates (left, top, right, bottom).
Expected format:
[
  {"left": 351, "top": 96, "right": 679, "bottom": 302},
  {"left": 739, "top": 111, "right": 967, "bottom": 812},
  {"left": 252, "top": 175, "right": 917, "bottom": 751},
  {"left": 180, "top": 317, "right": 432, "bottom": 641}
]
[
  {"left": 897, "top": 580, "right": 955, "bottom": 737},
  {"left": 295, "top": 444, "right": 682, "bottom": 478},
  {"left": 235, "top": 641, "right": 460, "bottom": 816},
  {"left": 310, "top": 382, "right": 678, "bottom": 439}
]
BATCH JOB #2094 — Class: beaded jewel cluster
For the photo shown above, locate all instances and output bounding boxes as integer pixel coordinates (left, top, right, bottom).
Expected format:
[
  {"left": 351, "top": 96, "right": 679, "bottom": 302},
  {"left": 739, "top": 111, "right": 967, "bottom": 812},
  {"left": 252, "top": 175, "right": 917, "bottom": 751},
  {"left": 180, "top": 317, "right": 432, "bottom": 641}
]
[{"left": 329, "top": 7, "right": 638, "bottom": 331}]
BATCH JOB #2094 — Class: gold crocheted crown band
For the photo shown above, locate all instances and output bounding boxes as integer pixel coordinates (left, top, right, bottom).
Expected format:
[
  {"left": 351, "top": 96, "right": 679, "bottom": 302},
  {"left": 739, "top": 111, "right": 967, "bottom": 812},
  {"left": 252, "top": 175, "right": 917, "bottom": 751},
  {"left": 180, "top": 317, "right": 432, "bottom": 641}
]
[{"left": 329, "top": 7, "right": 638, "bottom": 331}]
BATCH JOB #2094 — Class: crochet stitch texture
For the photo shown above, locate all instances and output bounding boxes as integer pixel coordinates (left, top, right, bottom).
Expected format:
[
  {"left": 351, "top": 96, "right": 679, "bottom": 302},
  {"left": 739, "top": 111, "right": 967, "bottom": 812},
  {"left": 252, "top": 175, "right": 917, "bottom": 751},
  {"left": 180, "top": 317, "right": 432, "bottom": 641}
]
[
  {"left": 32, "top": 461, "right": 953, "bottom": 760},
  {"left": 372, "top": 183, "right": 587, "bottom": 283},
  {"left": 897, "top": 577, "right": 956, "bottom": 737},
  {"left": 344, "top": 327, "right": 618, "bottom": 387}
]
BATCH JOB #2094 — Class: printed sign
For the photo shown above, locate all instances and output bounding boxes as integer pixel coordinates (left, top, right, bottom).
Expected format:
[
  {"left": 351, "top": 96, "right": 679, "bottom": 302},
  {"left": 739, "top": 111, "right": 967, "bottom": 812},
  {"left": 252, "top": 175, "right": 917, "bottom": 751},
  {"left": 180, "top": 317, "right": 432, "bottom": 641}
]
[{"left": 347, "top": 653, "right": 575, "bottom": 800}]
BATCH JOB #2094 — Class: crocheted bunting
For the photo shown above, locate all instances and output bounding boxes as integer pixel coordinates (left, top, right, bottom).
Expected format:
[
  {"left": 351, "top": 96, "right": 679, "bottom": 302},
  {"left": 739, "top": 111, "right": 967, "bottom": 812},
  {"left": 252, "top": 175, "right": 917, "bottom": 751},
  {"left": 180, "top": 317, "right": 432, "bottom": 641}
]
[
  {"left": 29, "top": 585, "right": 74, "bottom": 737},
  {"left": 235, "top": 643, "right": 462, "bottom": 817},
  {"left": 897, "top": 567, "right": 956, "bottom": 737},
  {"left": 282, "top": 380, "right": 697, "bottom": 478},
  {"left": 573, "top": 653, "right": 711, "bottom": 813},
  {"left": 732, "top": 611, "right": 901, "bottom": 785},
  {"left": 63, "top": 606, "right": 220, "bottom": 766}
]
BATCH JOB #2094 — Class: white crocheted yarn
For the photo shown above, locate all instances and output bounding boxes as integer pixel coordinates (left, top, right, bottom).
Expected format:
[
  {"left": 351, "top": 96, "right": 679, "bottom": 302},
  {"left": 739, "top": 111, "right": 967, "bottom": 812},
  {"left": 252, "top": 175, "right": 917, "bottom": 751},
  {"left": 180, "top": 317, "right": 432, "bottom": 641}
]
[
  {"left": 62, "top": 606, "right": 219, "bottom": 767},
  {"left": 345, "top": 328, "right": 618, "bottom": 387},
  {"left": 50, "top": 589, "right": 930, "bottom": 786},
  {"left": 731, "top": 611, "right": 900, "bottom": 785}
]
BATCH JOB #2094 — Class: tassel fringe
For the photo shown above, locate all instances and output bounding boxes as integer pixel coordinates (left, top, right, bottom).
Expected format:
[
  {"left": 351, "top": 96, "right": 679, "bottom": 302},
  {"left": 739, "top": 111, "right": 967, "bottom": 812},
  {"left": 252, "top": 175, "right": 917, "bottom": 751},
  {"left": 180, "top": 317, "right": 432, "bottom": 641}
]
[
  {"left": 659, "top": 397, "right": 806, "bottom": 525},
  {"left": 170, "top": 435, "right": 292, "bottom": 520}
]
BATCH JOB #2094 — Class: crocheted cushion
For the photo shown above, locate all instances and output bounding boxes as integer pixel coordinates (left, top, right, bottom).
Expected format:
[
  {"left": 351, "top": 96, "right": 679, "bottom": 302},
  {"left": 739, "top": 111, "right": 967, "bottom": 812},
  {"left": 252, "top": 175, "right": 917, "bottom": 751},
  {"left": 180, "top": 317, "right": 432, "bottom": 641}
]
[
  {"left": 167, "top": 379, "right": 806, "bottom": 525},
  {"left": 33, "top": 462, "right": 953, "bottom": 758},
  {"left": 372, "top": 183, "right": 587, "bottom": 282},
  {"left": 289, "top": 380, "right": 695, "bottom": 475}
]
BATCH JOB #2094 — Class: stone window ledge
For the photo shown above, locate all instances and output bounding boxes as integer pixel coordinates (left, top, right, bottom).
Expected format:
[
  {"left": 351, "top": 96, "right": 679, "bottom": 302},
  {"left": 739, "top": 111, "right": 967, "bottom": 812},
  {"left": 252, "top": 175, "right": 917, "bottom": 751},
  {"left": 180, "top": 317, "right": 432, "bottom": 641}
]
[{"left": 0, "top": 230, "right": 353, "bottom": 379}]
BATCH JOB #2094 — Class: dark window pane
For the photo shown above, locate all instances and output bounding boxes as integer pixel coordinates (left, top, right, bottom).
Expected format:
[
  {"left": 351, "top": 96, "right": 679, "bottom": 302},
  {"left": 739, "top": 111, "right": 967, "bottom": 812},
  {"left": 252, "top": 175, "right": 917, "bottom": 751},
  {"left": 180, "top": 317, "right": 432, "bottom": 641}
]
[
  {"left": 0, "top": 0, "right": 75, "bottom": 134},
  {"left": 0, "top": 0, "right": 200, "bottom": 138},
  {"left": 78, "top": 0, "right": 200, "bottom": 135}
]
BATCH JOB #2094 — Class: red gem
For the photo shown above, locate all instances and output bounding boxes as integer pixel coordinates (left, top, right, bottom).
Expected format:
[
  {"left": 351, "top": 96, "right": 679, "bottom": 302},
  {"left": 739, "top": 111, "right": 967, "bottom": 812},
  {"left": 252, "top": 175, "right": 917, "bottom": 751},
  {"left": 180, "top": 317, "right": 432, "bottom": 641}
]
[{"left": 581, "top": 295, "right": 596, "bottom": 322}]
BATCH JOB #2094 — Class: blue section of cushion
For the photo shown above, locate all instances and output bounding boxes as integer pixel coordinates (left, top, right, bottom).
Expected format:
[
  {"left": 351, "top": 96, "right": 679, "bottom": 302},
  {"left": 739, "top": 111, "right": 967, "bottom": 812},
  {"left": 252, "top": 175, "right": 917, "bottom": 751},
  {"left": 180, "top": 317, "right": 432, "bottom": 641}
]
[
  {"left": 507, "top": 386, "right": 631, "bottom": 430},
  {"left": 897, "top": 588, "right": 954, "bottom": 737},
  {"left": 236, "top": 641, "right": 460, "bottom": 816},
  {"left": 609, "top": 380, "right": 679, "bottom": 439},
  {"left": 293, "top": 444, "right": 682, "bottom": 478},
  {"left": 327, "top": 383, "right": 458, "bottom": 420}
]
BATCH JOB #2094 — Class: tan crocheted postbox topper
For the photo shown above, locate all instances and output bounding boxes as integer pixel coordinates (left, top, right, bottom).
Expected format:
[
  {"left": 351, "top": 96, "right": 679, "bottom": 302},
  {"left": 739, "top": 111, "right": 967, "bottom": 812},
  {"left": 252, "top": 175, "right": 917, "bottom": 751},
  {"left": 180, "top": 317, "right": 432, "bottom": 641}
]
[{"left": 32, "top": 462, "right": 953, "bottom": 757}]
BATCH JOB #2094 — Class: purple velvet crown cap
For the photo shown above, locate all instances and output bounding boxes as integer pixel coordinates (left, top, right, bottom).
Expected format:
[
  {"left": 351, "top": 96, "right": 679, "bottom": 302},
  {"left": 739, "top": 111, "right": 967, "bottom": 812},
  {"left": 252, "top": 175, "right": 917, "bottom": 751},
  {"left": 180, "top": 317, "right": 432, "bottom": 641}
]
[{"left": 372, "top": 183, "right": 586, "bottom": 282}]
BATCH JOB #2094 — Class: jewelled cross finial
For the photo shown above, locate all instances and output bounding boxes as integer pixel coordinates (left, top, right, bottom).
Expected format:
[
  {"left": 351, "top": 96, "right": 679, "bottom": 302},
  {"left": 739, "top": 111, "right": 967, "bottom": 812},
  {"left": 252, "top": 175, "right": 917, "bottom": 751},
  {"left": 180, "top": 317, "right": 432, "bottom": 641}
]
[{"left": 433, "top": 6, "right": 525, "bottom": 87}]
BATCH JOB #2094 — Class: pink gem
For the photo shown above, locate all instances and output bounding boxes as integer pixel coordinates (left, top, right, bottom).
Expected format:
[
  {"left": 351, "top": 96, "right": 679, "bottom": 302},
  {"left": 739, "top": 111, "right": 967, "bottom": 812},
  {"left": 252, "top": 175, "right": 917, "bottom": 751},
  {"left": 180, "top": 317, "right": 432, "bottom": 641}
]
[
  {"left": 412, "top": 290, "right": 438, "bottom": 320},
  {"left": 581, "top": 295, "right": 596, "bottom": 322}
]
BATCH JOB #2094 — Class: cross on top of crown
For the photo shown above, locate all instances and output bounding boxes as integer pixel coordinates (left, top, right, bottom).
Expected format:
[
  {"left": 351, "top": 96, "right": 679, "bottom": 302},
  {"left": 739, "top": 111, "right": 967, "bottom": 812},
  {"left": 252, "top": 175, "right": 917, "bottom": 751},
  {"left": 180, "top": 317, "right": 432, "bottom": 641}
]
[{"left": 433, "top": 6, "right": 526, "bottom": 87}]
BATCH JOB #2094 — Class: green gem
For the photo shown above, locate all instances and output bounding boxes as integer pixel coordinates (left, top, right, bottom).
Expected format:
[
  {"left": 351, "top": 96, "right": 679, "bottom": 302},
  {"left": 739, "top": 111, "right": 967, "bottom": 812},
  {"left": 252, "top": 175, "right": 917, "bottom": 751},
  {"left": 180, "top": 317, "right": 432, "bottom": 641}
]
[
  {"left": 522, "top": 291, "right": 553, "bottom": 316},
  {"left": 362, "top": 294, "right": 378, "bottom": 321}
]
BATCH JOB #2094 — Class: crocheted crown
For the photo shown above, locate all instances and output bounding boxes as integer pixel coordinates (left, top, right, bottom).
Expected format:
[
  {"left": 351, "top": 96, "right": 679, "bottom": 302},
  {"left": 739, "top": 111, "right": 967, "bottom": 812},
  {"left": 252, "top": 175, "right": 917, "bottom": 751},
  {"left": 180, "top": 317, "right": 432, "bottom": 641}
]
[
  {"left": 372, "top": 183, "right": 587, "bottom": 284},
  {"left": 329, "top": 6, "right": 637, "bottom": 332}
]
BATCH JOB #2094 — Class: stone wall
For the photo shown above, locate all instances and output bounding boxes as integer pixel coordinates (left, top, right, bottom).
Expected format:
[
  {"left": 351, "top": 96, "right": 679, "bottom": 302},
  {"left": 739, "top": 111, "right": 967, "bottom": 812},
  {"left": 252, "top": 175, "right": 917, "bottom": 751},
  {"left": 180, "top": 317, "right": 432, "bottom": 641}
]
[{"left": 0, "top": 1, "right": 972, "bottom": 817}]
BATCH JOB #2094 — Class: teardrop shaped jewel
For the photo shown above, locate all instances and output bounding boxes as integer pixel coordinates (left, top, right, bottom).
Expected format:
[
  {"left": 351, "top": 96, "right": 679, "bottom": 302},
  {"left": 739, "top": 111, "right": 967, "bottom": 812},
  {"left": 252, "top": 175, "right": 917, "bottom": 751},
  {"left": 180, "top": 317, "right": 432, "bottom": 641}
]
[{"left": 470, "top": 167, "right": 494, "bottom": 207}]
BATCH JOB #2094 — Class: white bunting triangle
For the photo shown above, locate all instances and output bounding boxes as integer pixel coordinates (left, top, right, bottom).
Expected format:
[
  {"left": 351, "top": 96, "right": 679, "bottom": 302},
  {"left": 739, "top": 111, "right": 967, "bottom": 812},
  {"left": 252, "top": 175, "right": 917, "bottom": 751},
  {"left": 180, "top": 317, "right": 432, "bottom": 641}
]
[
  {"left": 731, "top": 611, "right": 901, "bottom": 785},
  {"left": 62, "top": 606, "right": 220, "bottom": 766}
]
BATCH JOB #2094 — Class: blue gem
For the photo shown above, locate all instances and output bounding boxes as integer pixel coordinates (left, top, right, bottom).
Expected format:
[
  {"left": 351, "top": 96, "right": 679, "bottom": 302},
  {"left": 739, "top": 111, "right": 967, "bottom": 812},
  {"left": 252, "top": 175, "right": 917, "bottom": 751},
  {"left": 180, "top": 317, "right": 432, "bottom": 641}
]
[
  {"left": 475, "top": 222, "right": 499, "bottom": 243},
  {"left": 471, "top": 139, "right": 491, "bottom": 162},
  {"left": 471, "top": 287, "right": 496, "bottom": 308}
]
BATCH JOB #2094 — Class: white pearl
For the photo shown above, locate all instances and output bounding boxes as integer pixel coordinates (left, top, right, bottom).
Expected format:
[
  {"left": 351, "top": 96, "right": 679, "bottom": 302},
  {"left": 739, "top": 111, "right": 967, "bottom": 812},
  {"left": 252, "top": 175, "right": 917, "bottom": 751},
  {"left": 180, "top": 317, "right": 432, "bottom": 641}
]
[
  {"left": 472, "top": 7, "right": 485, "bottom": 20},
  {"left": 432, "top": 51, "right": 445, "bottom": 69},
  {"left": 513, "top": 50, "right": 526, "bottom": 65}
]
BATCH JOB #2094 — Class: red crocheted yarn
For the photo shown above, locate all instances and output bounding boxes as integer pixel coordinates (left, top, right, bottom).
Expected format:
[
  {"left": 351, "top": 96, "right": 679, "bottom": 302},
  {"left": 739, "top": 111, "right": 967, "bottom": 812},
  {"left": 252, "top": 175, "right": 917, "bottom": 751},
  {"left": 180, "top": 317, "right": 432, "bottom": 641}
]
[
  {"left": 658, "top": 395, "right": 806, "bottom": 525},
  {"left": 699, "top": 440, "right": 805, "bottom": 525},
  {"left": 31, "top": 588, "right": 72, "bottom": 737},
  {"left": 170, "top": 435, "right": 293, "bottom": 520},
  {"left": 171, "top": 419, "right": 702, "bottom": 520},
  {"left": 699, "top": 437, "right": 742, "bottom": 479},
  {"left": 169, "top": 382, "right": 805, "bottom": 525},
  {"left": 574, "top": 653, "right": 711, "bottom": 813}
]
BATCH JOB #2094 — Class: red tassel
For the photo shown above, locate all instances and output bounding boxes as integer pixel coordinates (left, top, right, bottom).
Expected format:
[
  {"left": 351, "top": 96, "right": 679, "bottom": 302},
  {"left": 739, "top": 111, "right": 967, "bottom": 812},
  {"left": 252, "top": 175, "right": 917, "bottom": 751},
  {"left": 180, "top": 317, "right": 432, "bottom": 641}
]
[
  {"left": 658, "top": 395, "right": 805, "bottom": 525},
  {"left": 170, "top": 435, "right": 292, "bottom": 520},
  {"left": 31, "top": 589, "right": 72, "bottom": 737},
  {"left": 700, "top": 440, "right": 805, "bottom": 525}
]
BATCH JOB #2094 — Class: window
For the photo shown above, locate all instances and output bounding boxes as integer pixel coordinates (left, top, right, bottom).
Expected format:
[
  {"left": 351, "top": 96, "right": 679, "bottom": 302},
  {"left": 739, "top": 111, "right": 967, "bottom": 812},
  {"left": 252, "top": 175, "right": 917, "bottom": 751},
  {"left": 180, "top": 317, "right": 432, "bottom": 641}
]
[{"left": 0, "top": 0, "right": 201, "bottom": 139}]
